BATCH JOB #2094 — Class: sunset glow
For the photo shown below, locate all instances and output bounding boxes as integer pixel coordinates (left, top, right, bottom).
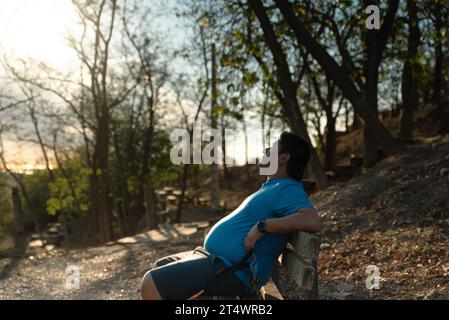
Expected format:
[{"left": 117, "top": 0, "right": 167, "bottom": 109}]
[
  {"left": 0, "top": 1, "right": 82, "bottom": 171},
  {"left": 0, "top": 0, "right": 80, "bottom": 70}
]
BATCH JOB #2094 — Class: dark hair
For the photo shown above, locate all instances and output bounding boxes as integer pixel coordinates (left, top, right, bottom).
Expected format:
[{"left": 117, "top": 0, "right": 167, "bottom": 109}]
[{"left": 278, "top": 132, "right": 311, "bottom": 181}]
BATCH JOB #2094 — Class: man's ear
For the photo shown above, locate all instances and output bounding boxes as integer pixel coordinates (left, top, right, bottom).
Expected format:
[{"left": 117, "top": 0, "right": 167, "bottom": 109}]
[{"left": 279, "top": 153, "right": 290, "bottom": 165}]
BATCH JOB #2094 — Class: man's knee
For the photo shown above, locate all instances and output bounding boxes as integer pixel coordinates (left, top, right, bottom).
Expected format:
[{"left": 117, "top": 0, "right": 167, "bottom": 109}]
[{"left": 140, "top": 271, "right": 163, "bottom": 300}]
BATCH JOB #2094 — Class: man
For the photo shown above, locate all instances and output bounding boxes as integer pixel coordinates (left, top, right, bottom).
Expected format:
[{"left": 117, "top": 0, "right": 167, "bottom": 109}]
[{"left": 140, "top": 132, "right": 321, "bottom": 300}]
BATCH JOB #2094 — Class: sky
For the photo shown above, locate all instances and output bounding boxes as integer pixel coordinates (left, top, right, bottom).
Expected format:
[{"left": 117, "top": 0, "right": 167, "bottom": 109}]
[
  {"left": 0, "top": 0, "right": 79, "bottom": 172},
  {"left": 0, "top": 0, "right": 80, "bottom": 71},
  {"left": 0, "top": 0, "right": 271, "bottom": 171}
]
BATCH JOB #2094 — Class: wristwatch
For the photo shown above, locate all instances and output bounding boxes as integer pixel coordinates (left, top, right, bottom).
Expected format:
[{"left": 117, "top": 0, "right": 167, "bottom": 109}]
[{"left": 256, "top": 219, "right": 268, "bottom": 233}]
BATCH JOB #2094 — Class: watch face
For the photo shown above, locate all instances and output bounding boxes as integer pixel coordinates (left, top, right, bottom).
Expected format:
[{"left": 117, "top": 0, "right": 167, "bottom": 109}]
[{"left": 258, "top": 221, "right": 266, "bottom": 232}]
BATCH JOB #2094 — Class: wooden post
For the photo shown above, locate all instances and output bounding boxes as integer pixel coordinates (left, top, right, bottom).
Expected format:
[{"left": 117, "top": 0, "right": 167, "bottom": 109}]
[
  {"left": 11, "top": 187, "right": 26, "bottom": 255},
  {"left": 304, "top": 257, "right": 319, "bottom": 300},
  {"left": 284, "top": 231, "right": 321, "bottom": 299}
]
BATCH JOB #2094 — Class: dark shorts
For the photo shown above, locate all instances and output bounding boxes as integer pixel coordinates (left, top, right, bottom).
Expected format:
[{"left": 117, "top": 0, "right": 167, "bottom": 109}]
[{"left": 144, "top": 246, "right": 251, "bottom": 299}]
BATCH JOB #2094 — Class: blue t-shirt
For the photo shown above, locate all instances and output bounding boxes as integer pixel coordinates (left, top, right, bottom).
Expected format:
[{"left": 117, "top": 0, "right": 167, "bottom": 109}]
[{"left": 203, "top": 177, "right": 314, "bottom": 291}]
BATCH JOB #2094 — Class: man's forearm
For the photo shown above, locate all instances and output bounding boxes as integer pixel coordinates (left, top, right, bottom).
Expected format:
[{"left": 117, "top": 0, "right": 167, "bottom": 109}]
[{"left": 264, "top": 208, "right": 321, "bottom": 234}]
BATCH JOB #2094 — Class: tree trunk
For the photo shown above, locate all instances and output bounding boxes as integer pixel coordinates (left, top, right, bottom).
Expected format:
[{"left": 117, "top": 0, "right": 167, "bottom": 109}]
[
  {"left": 11, "top": 187, "right": 26, "bottom": 255},
  {"left": 242, "top": 118, "right": 251, "bottom": 185},
  {"left": 363, "top": 3, "right": 382, "bottom": 166},
  {"left": 88, "top": 111, "right": 113, "bottom": 244},
  {"left": 363, "top": 64, "right": 381, "bottom": 166},
  {"left": 221, "top": 117, "right": 229, "bottom": 184},
  {"left": 344, "top": 102, "right": 350, "bottom": 132},
  {"left": 399, "top": 0, "right": 420, "bottom": 141},
  {"left": 210, "top": 43, "right": 220, "bottom": 209},
  {"left": 61, "top": 214, "right": 70, "bottom": 251},
  {"left": 144, "top": 186, "right": 158, "bottom": 229},
  {"left": 111, "top": 124, "right": 132, "bottom": 236},
  {"left": 139, "top": 105, "right": 155, "bottom": 206},
  {"left": 113, "top": 201, "right": 125, "bottom": 238},
  {"left": 176, "top": 164, "right": 189, "bottom": 222},
  {"left": 274, "top": 0, "right": 398, "bottom": 159},
  {"left": 324, "top": 114, "right": 336, "bottom": 171},
  {"left": 309, "top": 72, "right": 336, "bottom": 171},
  {"left": 249, "top": 0, "right": 328, "bottom": 189},
  {"left": 431, "top": 1, "right": 443, "bottom": 105},
  {"left": 352, "top": 112, "right": 360, "bottom": 130},
  {"left": 364, "top": 0, "right": 400, "bottom": 165}
]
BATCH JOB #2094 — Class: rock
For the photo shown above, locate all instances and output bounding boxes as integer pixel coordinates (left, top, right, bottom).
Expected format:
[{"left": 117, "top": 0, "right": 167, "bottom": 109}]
[
  {"left": 320, "top": 283, "right": 358, "bottom": 300},
  {"left": 382, "top": 254, "right": 392, "bottom": 262},
  {"left": 320, "top": 243, "right": 331, "bottom": 250},
  {"left": 336, "top": 282, "right": 355, "bottom": 293},
  {"left": 425, "top": 160, "right": 440, "bottom": 168},
  {"left": 440, "top": 168, "right": 449, "bottom": 177}
]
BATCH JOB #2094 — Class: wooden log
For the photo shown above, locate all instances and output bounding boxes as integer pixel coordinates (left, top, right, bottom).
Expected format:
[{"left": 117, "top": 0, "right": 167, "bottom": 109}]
[
  {"left": 166, "top": 195, "right": 178, "bottom": 211},
  {"left": 47, "top": 227, "right": 59, "bottom": 235},
  {"left": 47, "top": 222, "right": 61, "bottom": 228},
  {"left": 198, "top": 197, "right": 209, "bottom": 206},
  {"left": 154, "top": 190, "right": 167, "bottom": 211},
  {"left": 44, "top": 234, "right": 62, "bottom": 246},
  {"left": 163, "top": 187, "right": 175, "bottom": 195},
  {"left": 166, "top": 195, "right": 177, "bottom": 202},
  {"left": 194, "top": 221, "right": 210, "bottom": 229},
  {"left": 155, "top": 190, "right": 167, "bottom": 200}
]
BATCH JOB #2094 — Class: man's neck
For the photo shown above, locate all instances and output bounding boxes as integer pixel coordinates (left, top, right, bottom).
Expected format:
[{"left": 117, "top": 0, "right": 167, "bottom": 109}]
[{"left": 266, "top": 171, "right": 289, "bottom": 181}]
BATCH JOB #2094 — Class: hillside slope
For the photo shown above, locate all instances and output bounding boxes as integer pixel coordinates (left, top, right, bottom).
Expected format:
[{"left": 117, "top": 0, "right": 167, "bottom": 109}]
[{"left": 311, "top": 136, "right": 449, "bottom": 299}]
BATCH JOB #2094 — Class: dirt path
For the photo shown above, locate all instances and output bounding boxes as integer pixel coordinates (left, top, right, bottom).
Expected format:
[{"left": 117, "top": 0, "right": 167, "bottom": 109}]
[{"left": 0, "top": 224, "right": 205, "bottom": 300}]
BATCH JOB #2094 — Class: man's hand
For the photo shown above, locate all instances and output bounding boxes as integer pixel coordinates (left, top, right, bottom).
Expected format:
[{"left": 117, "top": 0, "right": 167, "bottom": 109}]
[{"left": 244, "top": 224, "right": 265, "bottom": 251}]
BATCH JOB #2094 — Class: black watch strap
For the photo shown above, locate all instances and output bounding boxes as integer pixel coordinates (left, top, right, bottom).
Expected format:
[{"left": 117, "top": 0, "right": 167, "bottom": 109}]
[{"left": 257, "top": 219, "right": 268, "bottom": 233}]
